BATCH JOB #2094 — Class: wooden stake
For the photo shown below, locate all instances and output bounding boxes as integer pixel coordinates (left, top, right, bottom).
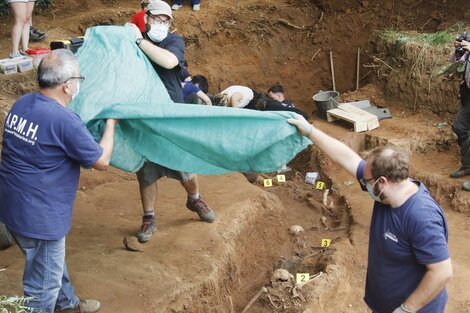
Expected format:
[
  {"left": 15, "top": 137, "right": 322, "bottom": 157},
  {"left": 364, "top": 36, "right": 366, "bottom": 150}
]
[
  {"left": 356, "top": 47, "right": 360, "bottom": 91},
  {"left": 329, "top": 51, "right": 336, "bottom": 91}
]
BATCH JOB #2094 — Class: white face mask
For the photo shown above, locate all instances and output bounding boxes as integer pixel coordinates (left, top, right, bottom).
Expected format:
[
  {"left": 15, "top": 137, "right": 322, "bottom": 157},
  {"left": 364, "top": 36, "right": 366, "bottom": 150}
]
[
  {"left": 66, "top": 81, "right": 80, "bottom": 101},
  {"left": 147, "top": 23, "right": 169, "bottom": 42},
  {"left": 366, "top": 178, "right": 384, "bottom": 202}
]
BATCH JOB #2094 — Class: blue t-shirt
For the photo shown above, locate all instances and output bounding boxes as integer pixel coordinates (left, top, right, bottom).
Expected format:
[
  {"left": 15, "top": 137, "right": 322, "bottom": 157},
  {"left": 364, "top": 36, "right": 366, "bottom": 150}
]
[
  {"left": 0, "top": 92, "right": 103, "bottom": 240},
  {"left": 182, "top": 82, "right": 201, "bottom": 98},
  {"left": 356, "top": 160, "right": 449, "bottom": 313}
]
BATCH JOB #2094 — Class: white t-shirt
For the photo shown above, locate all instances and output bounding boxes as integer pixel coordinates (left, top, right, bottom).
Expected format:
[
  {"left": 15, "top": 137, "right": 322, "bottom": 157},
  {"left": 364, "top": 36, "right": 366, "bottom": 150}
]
[{"left": 221, "top": 85, "right": 254, "bottom": 108}]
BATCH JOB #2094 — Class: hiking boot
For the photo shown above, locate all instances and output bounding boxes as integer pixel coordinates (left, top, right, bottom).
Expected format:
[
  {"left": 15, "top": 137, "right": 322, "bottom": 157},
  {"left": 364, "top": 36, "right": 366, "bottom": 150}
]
[
  {"left": 136, "top": 215, "right": 157, "bottom": 242},
  {"left": 56, "top": 299, "right": 100, "bottom": 313},
  {"left": 186, "top": 196, "right": 215, "bottom": 223},
  {"left": 450, "top": 167, "right": 470, "bottom": 178},
  {"left": 171, "top": 4, "right": 182, "bottom": 10},
  {"left": 192, "top": 4, "right": 200, "bottom": 11},
  {"left": 463, "top": 181, "right": 470, "bottom": 191},
  {"left": 29, "top": 26, "right": 47, "bottom": 42}
]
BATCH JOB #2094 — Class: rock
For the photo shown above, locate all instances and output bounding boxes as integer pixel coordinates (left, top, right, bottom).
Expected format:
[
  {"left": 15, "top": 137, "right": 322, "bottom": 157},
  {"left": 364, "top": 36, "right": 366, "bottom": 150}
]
[
  {"left": 288, "top": 225, "right": 304, "bottom": 235},
  {"left": 123, "top": 235, "right": 144, "bottom": 252}
]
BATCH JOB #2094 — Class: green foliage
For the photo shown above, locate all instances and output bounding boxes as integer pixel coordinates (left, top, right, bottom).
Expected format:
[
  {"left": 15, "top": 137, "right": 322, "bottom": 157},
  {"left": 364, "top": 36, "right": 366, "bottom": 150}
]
[
  {"left": 0, "top": 295, "right": 34, "bottom": 313},
  {"left": 378, "top": 23, "right": 465, "bottom": 46},
  {"left": 0, "top": 0, "right": 52, "bottom": 16}
]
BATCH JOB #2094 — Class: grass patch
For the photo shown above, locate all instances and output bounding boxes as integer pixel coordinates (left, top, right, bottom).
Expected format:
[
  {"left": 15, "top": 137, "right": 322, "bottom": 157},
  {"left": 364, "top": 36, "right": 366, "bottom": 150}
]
[
  {"left": 378, "top": 23, "right": 465, "bottom": 46},
  {"left": 375, "top": 23, "right": 466, "bottom": 82},
  {"left": 0, "top": 295, "right": 33, "bottom": 313}
]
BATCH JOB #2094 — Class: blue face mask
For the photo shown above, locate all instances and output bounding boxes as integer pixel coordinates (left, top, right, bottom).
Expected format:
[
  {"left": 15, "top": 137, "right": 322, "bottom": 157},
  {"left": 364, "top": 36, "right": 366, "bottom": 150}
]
[{"left": 366, "top": 178, "right": 384, "bottom": 202}]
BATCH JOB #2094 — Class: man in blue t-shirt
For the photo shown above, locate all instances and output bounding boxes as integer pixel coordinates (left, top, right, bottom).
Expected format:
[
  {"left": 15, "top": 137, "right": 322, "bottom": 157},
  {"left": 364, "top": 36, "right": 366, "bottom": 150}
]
[
  {"left": 129, "top": 0, "right": 215, "bottom": 244},
  {"left": 0, "top": 49, "right": 118, "bottom": 313},
  {"left": 288, "top": 115, "right": 453, "bottom": 313}
]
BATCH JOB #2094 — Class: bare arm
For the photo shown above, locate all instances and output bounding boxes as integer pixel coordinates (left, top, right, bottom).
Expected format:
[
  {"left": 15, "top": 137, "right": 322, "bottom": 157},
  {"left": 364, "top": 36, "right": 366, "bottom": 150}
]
[
  {"left": 402, "top": 259, "right": 452, "bottom": 312},
  {"left": 229, "top": 92, "right": 243, "bottom": 107},
  {"left": 197, "top": 90, "right": 212, "bottom": 105},
  {"left": 130, "top": 23, "right": 178, "bottom": 69},
  {"left": 138, "top": 39, "right": 179, "bottom": 69},
  {"left": 92, "top": 119, "right": 118, "bottom": 171},
  {"left": 288, "top": 114, "right": 362, "bottom": 177}
]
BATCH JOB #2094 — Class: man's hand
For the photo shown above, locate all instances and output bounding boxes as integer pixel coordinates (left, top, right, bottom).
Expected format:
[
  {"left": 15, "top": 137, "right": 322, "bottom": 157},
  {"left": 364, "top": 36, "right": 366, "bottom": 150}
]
[
  {"left": 106, "top": 118, "right": 119, "bottom": 126},
  {"left": 287, "top": 114, "right": 314, "bottom": 137},
  {"left": 460, "top": 39, "right": 470, "bottom": 52},
  {"left": 129, "top": 23, "right": 143, "bottom": 39},
  {"left": 392, "top": 304, "right": 417, "bottom": 313}
]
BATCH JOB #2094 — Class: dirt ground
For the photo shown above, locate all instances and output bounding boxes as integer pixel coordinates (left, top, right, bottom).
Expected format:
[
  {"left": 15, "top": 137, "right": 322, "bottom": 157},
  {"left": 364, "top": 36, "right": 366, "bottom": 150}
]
[{"left": 1, "top": 0, "right": 470, "bottom": 312}]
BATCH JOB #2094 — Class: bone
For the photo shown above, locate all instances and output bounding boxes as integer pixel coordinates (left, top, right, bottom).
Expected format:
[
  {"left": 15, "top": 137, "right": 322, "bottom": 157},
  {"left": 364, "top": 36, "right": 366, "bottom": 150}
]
[
  {"left": 295, "top": 271, "right": 323, "bottom": 290},
  {"left": 322, "top": 189, "right": 329, "bottom": 205}
]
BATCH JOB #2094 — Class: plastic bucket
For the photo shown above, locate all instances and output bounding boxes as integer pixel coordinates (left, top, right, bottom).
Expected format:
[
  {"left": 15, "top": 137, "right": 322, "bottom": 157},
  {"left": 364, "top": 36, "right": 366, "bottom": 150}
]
[{"left": 312, "top": 90, "right": 340, "bottom": 119}]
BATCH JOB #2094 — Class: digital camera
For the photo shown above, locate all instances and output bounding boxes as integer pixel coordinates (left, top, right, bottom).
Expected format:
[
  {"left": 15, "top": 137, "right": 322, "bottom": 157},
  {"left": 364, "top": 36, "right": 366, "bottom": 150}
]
[{"left": 455, "top": 31, "right": 470, "bottom": 58}]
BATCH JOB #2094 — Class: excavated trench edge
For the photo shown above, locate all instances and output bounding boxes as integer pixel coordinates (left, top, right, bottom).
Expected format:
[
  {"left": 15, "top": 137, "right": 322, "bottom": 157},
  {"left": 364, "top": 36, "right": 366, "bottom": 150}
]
[{"left": 162, "top": 134, "right": 468, "bottom": 313}]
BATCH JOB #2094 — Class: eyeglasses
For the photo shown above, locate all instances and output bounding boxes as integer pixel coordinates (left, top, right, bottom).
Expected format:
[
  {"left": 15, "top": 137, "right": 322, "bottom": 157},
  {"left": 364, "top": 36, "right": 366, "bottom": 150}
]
[
  {"left": 148, "top": 15, "right": 171, "bottom": 26},
  {"left": 65, "top": 75, "right": 85, "bottom": 83}
]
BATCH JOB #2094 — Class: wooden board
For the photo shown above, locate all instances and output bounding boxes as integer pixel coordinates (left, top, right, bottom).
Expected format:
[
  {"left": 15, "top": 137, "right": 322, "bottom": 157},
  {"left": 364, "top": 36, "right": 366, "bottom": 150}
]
[
  {"left": 338, "top": 104, "right": 380, "bottom": 130},
  {"left": 326, "top": 104, "right": 379, "bottom": 132},
  {"left": 326, "top": 108, "right": 368, "bottom": 132}
]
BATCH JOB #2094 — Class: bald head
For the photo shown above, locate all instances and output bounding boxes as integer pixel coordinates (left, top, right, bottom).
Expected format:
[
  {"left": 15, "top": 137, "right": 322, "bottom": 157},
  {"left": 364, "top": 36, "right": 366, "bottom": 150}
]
[
  {"left": 38, "top": 49, "right": 79, "bottom": 89},
  {"left": 365, "top": 146, "right": 409, "bottom": 182}
]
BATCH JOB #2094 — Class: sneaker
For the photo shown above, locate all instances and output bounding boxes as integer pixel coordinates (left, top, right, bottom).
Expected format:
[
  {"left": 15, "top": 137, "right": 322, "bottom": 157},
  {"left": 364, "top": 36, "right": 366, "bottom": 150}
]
[
  {"left": 463, "top": 181, "right": 470, "bottom": 191},
  {"left": 136, "top": 215, "right": 157, "bottom": 242},
  {"left": 29, "top": 26, "right": 47, "bottom": 42},
  {"left": 192, "top": 4, "right": 200, "bottom": 11},
  {"left": 171, "top": 4, "right": 182, "bottom": 10},
  {"left": 56, "top": 299, "right": 101, "bottom": 313},
  {"left": 9, "top": 51, "right": 22, "bottom": 58},
  {"left": 450, "top": 167, "right": 470, "bottom": 178},
  {"left": 186, "top": 196, "right": 215, "bottom": 223}
]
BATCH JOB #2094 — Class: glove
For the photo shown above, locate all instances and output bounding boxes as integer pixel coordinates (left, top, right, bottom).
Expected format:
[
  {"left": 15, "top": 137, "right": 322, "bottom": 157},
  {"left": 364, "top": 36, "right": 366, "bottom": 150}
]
[
  {"left": 287, "top": 114, "right": 314, "bottom": 137},
  {"left": 392, "top": 304, "right": 416, "bottom": 313}
]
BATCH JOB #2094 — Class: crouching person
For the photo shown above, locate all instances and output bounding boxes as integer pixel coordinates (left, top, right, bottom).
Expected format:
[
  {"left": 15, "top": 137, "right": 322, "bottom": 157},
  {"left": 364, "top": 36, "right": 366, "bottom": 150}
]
[{"left": 0, "top": 49, "right": 118, "bottom": 313}]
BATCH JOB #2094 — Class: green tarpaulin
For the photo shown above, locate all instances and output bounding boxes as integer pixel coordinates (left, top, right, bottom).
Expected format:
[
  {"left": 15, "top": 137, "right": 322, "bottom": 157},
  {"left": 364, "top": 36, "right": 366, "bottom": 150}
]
[{"left": 70, "top": 25, "right": 311, "bottom": 174}]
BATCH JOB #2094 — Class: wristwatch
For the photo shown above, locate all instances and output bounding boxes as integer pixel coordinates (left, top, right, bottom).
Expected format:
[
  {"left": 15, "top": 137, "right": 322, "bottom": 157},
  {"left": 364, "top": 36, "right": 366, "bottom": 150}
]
[{"left": 136, "top": 38, "right": 144, "bottom": 46}]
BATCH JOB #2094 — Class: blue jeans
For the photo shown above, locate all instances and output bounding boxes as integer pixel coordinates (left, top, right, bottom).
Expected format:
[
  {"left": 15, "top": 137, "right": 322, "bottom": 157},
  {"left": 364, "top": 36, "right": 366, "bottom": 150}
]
[{"left": 10, "top": 231, "right": 79, "bottom": 313}]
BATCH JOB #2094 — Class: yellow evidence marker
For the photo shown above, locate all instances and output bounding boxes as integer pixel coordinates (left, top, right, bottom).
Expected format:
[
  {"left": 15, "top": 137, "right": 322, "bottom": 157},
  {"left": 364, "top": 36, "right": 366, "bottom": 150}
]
[
  {"left": 263, "top": 179, "right": 273, "bottom": 187},
  {"left": 277, "top": 174, "right": 286, "bottom": 183},
  {"left": 321, "top": 239, "right": 332, "bottom": 247},
  {"left": 296, "top": 273, "right": 310, "bottom": 284},
  {"left": 316, "top": 181, "right": 326, "bottom": 190}
]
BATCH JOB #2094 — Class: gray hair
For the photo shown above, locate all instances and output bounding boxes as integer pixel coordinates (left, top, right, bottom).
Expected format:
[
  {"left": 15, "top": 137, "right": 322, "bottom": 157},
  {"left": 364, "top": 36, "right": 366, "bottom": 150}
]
[{"left": 38, "top": 49, "right": 79, "bottom": 88}]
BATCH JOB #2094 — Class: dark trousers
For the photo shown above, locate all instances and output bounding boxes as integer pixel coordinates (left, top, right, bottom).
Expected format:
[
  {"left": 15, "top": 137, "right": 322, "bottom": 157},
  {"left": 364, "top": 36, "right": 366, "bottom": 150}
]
[
  {"left": 452, "top": 82, "right": 470, "bottom": 169},
  {"left": 173, "top": 0, "right": 201, "bottom": 5}
]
